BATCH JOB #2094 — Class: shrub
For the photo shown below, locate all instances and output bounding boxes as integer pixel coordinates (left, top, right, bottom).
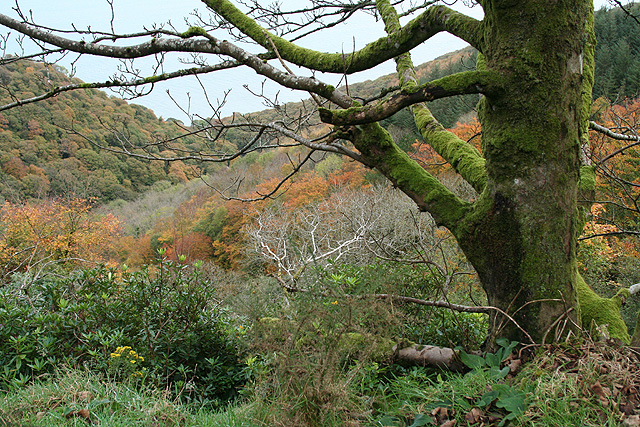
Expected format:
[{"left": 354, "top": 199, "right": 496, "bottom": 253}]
[{"left": 0, "top": 258, "right": 247, "bottom": 406}]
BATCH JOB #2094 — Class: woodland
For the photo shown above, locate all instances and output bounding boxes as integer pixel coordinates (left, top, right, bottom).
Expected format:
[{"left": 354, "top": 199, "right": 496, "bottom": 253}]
[{"left": 1, "top": 1, "right": 640, "bottom": 426}]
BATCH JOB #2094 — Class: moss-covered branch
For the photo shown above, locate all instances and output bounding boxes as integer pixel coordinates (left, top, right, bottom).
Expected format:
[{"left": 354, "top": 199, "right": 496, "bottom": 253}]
[
  {"left": 319, "top": 70, "right": 501, "bottom": 126},
  {"left": 352, "top": 123, "right": 471, "bottom": 229},
  {"left": 414, "top": 105, "right": 487, "bottom": 193},
  {"left": 373, "top": 0, "right": 487, "bottom": 194},
  {"left": 202, "top": 0, "right": 482, "bottom": 74}
]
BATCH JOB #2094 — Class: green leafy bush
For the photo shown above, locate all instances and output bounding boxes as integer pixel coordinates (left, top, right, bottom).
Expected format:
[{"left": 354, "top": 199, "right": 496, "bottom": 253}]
[{"left": 0, "top": 259, "right": 247, "bottom": 406}]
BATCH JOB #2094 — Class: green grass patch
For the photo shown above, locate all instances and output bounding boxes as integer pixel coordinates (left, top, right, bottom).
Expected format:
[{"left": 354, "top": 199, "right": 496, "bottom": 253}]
[{"left": 0, "top": 368, "right": 256, "bottom": 427}]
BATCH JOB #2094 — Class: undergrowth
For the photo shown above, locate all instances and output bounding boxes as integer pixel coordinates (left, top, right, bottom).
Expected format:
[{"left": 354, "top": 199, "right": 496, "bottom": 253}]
[{"left": 2, "top": 339, "right": 639, "bottom": 427}]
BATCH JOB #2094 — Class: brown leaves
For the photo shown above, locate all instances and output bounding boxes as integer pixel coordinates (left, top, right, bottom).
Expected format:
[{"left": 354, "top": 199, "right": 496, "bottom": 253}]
[
  {"left": 507, "top": 358, "right": 522, "bottom": 375},
  {"left": 464, "top": 407, "right": 483, "bottom": 424},
  {"left": 623, "top": 415, "right": 640, "bottom": 427},
  {"left": 591, "top": 380, "right": 612, "bottom": 405},
  {"left": 431, "top": 406, "right": 452, "bottom": 425},
  {"left": 430, "top": 405, "right": 503, "bottom": 426},
  {"left": 65, "top": 408, "right": 91, "bottom": 420}
]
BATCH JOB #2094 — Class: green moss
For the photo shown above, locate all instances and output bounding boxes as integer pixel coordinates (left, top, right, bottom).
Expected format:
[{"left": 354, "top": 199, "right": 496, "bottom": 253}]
[
  {"left": 576, "top": 273, "right": 630, "bottom": 343},
  {"left": 476, "top": 53, "right": 487, "bottom": 71},
  {"left": 180, "top": 26, "right": 208, "bottom": 38},
  {"left": 413, "top": 104, "right": 487, "bottom": 193},
  {"left": 338, "top": 332, "right": 396, "bottom": 362},
  {"left": 354, "top": 123, "right": 470, "bottom": 229},
  {"left": 143, "top": 74, "right": 167, "bottom": 84},
  {"left": 578, "top": 166, "right": 596, "bottom": 193}
]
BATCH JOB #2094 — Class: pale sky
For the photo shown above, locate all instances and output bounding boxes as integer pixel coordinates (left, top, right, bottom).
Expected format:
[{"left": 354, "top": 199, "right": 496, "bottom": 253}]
[{"left": 0, "top": 0, "right": 625, "bottom": 121}]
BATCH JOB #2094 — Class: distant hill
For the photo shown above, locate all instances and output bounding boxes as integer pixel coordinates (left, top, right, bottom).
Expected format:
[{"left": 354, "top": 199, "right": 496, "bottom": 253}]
[
  {"left": 0, "top": 60, "right": 203, "bottom": 202},
  {"left": 222, "top": 47, "right": 479, "bottom": 151}
]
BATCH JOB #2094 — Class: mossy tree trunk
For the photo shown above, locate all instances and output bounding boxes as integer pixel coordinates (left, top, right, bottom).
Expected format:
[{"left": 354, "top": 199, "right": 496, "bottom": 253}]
[
  {"left": 451, "top": 0, "right": 595, "bottom": 343},
  {"left": 344, "top": 0, "right": 598, "bottom": 345},
  {"left": 335, "top": 0, "right": 597, "bottom": 344}
]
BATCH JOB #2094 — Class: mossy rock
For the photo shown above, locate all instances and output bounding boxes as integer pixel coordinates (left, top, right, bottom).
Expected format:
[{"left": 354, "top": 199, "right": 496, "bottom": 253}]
[{"left": 338, "top": 332, "right": 397, "bottom": 362}]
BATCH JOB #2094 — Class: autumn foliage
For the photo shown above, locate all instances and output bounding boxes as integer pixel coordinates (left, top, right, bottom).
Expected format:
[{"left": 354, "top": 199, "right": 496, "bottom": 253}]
[
  {"left": 0, "top": 197, "right": 121, "bottom": 278},
  {"left": 3, "top": 100, "right": 638, "bottom": 279}
]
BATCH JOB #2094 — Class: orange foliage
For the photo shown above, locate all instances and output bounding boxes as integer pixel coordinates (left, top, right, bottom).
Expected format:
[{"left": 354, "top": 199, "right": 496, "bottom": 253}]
[
  {"left": 587, "top": 98, "right": 640, "bottom": 259},
  {"left": 328, "top": 161, "right": 368, "bottom": 189},
  {"left": 116, "top": 234, "right": 155, "bottom": 267},
  {"left": 210, "top": 200, "right": 248, "bottom": 270},
  {"left": 252, "top": 171, "right": 331, "bottom": 209},
  {"left": 0, "top": 114, "right": 8, "bottom": 130},
  {"left": 165, "top": 232, "right": 213, "bottom": 263},
  {"left": 0, "top": 198, "right": 121, "bottom": 277},
  {"left": 580, "top": 204, "right": 622, "bottom": 263},
  {"left": 590, "top": 99, "right": 640, "bottom": 196},
  {"left": 449, "top": 117, "right": 482, "bottom": 151},
  {"left": 283, "top": 174, "right": 330, "bottom": 209},
  {"left": 2, "top": 156, "right": 29, "bottom": 179}
]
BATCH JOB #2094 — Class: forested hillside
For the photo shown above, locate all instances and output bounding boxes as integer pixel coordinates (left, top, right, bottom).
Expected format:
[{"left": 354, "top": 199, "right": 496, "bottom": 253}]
[
  {"left": 0, "top": 60, "right": 203, "bottom": 202},
  {"left": 1, "top": 2, "right": 640, "bottom": 426},
  {"left": 593, "top": 3, "right": 640, "bottom": 100}
]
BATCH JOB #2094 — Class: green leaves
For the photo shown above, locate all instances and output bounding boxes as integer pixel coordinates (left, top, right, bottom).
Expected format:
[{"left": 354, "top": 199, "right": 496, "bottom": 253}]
[
  {"left": 456, "top": 339, "right": 528, "bottom": 425},
  {"left": 0, "top": 261, "right": 246, "bottom": 405}
]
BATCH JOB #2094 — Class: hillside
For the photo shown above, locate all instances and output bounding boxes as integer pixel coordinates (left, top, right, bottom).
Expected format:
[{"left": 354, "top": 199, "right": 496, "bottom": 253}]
[
  {"left": 594, "top": 2, "right": 640, "bottom": 100},
  {"left": 0, "top": 60, "right": 204, "bottom": 202}
]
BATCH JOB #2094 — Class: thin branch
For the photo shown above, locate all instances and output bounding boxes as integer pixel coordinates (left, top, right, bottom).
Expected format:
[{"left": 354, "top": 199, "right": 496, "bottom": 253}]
[
  {"left": 221, "top": 150, "right": 315, "bottom": 202},
  {"left": 369, "top": 294, "right": 535, "bottom": 344},
  {"left": 0, "top": 64, "right": 235, "bottom": 112},
  {"left": 578, "top": 230, "right": 640, "bottom": 240},
  {"left": 607, "top": 0, "right": 640, "bottom": 25}
]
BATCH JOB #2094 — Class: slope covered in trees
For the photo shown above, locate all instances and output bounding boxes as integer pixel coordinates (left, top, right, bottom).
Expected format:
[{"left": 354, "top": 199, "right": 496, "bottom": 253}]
[
  {"left": 593, "top": 2, "right": 640, "bottom": 100},
  {"left": 1, "top": 2, "right": 640, "bottom": 424},
  {"left": 0, "top": 60, "right": 203, "bottom": 202}
]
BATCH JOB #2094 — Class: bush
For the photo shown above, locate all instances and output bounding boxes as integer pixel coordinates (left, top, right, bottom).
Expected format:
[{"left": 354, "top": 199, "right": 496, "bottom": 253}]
[{"left": 0, "top": 258, "right": 247, "bottom": 406}]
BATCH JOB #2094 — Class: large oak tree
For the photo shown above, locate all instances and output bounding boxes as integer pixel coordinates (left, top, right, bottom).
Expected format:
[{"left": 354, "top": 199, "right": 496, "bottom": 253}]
[{"left": 0, "top": 0, "right": 635, "bottom": 345}]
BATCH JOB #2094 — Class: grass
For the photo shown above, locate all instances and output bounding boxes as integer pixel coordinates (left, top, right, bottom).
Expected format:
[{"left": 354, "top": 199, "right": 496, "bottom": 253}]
[
  {"left": 2, "top": 340, "right": 639, "bottom": 427},
  {"left": 0, "top": 368, "right": 255, "bottom": 427}
]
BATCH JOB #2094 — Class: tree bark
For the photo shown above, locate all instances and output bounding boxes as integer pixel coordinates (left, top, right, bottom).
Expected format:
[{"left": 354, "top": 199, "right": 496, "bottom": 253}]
[{"left": 450, "top": 0, "right": 595, "bottom": 344}]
